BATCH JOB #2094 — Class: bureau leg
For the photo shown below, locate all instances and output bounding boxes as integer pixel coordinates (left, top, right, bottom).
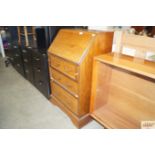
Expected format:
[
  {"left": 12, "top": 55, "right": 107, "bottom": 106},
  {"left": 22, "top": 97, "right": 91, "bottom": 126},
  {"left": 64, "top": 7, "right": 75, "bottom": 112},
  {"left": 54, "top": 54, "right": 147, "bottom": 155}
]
[
  {"left": 71, "top": 114, "right": 92, "bottom": 128},
  {"left": 49, "top": 95, "right": 92, "bottom": 128}
]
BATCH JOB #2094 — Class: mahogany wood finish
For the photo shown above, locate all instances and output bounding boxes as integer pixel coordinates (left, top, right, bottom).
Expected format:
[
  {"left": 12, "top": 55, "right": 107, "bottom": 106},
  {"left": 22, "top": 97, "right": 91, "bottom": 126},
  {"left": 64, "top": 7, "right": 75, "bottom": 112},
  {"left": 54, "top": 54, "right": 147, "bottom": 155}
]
[{"left": 48, "top": 29, "right": 113, "bottom": 128}]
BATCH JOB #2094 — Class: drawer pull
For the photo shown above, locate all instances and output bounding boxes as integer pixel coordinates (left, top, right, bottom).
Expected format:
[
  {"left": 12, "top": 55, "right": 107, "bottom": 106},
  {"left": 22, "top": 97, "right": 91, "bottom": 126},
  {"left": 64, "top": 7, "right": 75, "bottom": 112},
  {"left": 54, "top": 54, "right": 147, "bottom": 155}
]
[
  {"left": 15, "top": 54, "right": 19, "bottom": 57},
  {"left": 17, "top": 64, "right": 20, "bottom": 67},
  {"left": 35, "top": 58, "right": 40, "bottom": 61},
  {"left": 22, "top": 50, "right": 27, "bottom": 53},
  {"left": 24, "top": 59, "right": 28, "bottom": 62},
  {"left": 74, "top": 94, "right": 78, "bottom": 98},
  {"left": 25, "top": 70, "right": 29, "bottom": 73},
  {"left": 74, "top": 73, "right": 78, "bottom": 76},
  {"left": 39, "top": 81, "right": 43, "bottom": 85},
  {"left": 37, "top": 68, "right": 41, "bottom": 72}
]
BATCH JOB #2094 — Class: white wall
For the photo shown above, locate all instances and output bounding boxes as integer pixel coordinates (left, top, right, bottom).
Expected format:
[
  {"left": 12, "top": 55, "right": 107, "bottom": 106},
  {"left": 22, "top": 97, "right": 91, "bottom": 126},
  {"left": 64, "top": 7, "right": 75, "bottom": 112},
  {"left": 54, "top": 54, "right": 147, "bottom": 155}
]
[{"left": 88, "top": 26, "right": 113, "bottom": 31}]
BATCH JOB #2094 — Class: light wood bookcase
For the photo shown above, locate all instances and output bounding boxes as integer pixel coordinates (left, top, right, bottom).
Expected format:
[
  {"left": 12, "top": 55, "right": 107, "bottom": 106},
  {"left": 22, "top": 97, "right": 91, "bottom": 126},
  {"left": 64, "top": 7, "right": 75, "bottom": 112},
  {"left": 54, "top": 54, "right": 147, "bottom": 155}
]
[{"left": 90, "top": 31, "right": 155, "bottom": 128}]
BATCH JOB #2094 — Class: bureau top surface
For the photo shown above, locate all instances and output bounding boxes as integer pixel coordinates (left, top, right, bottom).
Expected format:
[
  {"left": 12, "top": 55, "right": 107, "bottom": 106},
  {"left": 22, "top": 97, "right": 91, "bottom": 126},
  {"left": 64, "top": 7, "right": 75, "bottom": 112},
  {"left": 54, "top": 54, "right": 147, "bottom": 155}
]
[
  {"left": 48, "top": 29, "right": 96, "bottom": 63},
  {"left": 48, "top": 29, "right": 112, "bottom": 63},
  {"left": 95, "top": 53, "right": 155, "bottom": 80}
]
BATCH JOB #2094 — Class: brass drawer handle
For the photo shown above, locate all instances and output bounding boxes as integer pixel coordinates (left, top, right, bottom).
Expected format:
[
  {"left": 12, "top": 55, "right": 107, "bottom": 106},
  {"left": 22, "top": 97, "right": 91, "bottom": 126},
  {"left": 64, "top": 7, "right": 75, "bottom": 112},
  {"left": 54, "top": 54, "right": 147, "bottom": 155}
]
[
  {"left": 74, "top": 94, "right": 78, "bottom": 98},
  {"left": 75, "top": 73, "right": 78, "bottom": 76},
  {"left": 50, "top": 77, "right": 54, "bottom": 81}
]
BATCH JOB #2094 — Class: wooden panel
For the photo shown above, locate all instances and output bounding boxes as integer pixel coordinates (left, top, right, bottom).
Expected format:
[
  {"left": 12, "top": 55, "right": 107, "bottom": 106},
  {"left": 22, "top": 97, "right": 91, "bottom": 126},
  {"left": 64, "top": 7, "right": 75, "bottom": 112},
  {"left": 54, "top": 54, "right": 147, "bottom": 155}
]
[
  {"left": 110, "top": 69, "right": 155, "bottom": 102},
  {"left": 79, "top": 32, "right": 114, "bottom": 116},
  {"left": 51, "top": 82, "right": 78, "bottom": 115},
  {"left": 49, "top": 54, "right": 78, "bottom": 80},
  {"left": 90, "top": 62, "right": 112, "bottom": 111},
  {"left": 48, "top": 29, "right": 94, "bottom": 63},
  {"left": 50, "top": 68, "right": 79, "bottom": 94}
]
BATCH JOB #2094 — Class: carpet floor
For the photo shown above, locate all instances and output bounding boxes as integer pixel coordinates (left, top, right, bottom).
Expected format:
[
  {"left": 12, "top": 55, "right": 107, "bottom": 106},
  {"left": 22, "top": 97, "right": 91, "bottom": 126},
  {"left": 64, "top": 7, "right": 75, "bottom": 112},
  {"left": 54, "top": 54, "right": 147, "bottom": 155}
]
[{"left": 0, "top": 57, "right": 103, "bottom": 129}]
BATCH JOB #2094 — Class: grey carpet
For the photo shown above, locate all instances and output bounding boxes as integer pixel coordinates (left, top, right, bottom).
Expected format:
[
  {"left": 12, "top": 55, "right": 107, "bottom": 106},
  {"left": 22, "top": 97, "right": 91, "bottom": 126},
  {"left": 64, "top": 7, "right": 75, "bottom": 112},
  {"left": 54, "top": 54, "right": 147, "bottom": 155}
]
[{"left": 0, "top": 57, "right": 103, "bottom": 129}]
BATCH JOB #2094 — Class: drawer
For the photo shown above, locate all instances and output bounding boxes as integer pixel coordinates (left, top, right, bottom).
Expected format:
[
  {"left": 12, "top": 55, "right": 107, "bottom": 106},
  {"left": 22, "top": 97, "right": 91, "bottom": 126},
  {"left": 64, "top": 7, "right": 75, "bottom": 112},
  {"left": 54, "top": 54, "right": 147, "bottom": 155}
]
[
  {"left": 33, "top": 56, "right": 41, "bottom": 67},
  {"left": 51, "top": 82, "right": 78, "bottom": 115},
  {"left": 50, "top": 68, "right": 78, "bottom": 95},
  {"left": 22, "top": 49, "right": 28, "bottom": 54},
  {"left": 24, "top": 66, "right": 34, "bottom": 83},
  {"left": 22, "top": 49, "right": 29, "bottom": 57},
  {"left": 49, "top": 55, "right": 78, "bottom": 80},
  {"left": 35, "top": 79, "right": 45, "bottom": 89}
]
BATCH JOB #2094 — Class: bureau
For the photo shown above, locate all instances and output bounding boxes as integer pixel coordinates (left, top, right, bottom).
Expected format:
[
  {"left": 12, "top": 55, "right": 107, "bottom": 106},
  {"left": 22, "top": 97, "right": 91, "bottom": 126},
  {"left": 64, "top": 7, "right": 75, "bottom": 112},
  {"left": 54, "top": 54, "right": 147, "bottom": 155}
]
[{"left": 48, "top": 29, "right": 113, "bottom": 128}]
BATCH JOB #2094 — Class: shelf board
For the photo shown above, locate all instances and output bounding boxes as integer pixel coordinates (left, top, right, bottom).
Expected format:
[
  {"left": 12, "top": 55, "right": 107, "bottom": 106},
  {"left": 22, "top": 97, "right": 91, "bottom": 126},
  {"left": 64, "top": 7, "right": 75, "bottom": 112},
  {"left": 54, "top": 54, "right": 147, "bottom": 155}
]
[{"left": 91, "top": 104, "right": 139, "bottom": 128}]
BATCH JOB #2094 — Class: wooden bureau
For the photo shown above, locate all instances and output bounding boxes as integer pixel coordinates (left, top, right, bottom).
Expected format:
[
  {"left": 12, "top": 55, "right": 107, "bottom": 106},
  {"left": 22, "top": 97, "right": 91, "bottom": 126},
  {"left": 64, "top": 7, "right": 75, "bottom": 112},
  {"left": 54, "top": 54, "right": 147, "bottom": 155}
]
[{"left": 48, "top": 29, "right": 113, "bottom": 128}]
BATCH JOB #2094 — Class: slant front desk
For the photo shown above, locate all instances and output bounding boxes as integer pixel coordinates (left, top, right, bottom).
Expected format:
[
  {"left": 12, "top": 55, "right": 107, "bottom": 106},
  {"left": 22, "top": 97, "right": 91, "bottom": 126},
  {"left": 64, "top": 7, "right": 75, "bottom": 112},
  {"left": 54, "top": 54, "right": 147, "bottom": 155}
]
[
  {"left": 48, "top": 29, "right": 113, "bottom": 128},
  {"left": 90, "top": 53, "right": 155, "bottom": 128}
]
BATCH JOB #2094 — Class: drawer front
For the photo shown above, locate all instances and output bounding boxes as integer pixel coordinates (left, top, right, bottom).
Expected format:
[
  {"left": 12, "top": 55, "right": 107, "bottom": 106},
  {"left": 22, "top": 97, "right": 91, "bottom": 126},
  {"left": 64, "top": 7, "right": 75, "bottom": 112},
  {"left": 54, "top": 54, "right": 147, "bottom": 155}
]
[
  {"left": 49, "top": 55, "right": 78, "bottom": 80},
  {"left": 24, "top": 65, "right": 34, "bottom": 84},
  {"left": 22, "top": 50, "right": 32, "bottom": 65},
  {"left": 50, "top": 68, "right": 78, "bottom": 94},
  {"left": 33, "top": 56, "right": 42, "bottom": 68},
  {"left": 52, "top": 82, "right": 78, "bottom": 115}
]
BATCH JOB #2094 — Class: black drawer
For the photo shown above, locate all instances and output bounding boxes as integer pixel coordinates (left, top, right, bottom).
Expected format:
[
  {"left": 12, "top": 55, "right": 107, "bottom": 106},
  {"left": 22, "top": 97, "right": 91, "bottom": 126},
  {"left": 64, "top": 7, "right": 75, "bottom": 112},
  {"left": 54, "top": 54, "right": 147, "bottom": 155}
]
[
  {"left": 12, "top": 46, "right": 25, "bottom": 77},
  {"left": 32, "top": 51, "right": 50, "bottom": 98},
  {"left": 33, "top": 56, "right": 42, "bottom": 68},
  {"left": 35, "top": 78, "right": 50, "bottom": 98},
  {"left": 22, "top": 49, "right": 31, "bottom": 61},
  {"left": 24, "top": 65, "right": 34, "bottom": 84}
]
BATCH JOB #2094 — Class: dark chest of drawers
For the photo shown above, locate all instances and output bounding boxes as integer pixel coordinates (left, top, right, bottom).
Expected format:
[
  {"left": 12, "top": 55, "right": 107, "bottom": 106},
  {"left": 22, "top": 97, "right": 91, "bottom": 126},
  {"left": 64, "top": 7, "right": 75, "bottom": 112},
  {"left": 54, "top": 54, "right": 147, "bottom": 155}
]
[{"left": 21, "top": 47, "right": 50, "bottom": 98}]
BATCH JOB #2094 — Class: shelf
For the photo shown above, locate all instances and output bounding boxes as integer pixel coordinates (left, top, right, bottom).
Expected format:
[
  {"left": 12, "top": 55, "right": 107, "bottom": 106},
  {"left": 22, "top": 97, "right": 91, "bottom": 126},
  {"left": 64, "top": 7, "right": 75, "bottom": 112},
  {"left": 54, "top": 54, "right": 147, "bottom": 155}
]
[
  {"left": 91, "top": 104, "right": 138, "bottom": 128},
  {"left": 91, "top": 96, "right": 155, "bottom": 129},
  {"left": 96, "top": 53, "right": 155, "bottom": 80}
]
